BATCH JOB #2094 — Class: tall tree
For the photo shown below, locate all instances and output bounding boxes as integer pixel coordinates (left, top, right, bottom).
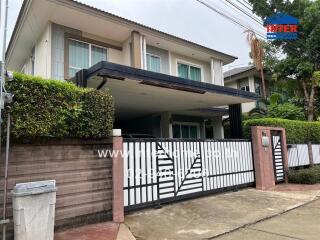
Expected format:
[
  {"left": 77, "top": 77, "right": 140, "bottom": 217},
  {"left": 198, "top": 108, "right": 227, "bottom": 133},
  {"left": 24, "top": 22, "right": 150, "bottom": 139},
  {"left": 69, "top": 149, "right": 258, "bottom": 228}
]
[
  {"left": 249, "top": 0, "right": 320, "bottom": 165},
  {"left": 244, "top": 30, "right": 267, "bottom": 98},
  {"left": 249, "top": 0, "right": 320, "bottom": 121}
]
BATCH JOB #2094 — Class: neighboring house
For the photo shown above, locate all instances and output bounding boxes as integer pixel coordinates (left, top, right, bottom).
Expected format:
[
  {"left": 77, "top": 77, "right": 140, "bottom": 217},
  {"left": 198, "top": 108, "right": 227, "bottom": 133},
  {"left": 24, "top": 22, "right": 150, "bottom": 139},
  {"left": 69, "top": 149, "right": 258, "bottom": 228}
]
[
  {"left": 6, "top": 0, "right": 257, "bottom": 139},
  {"left": 224, "top": 66, "right": 272, "bottom": 113}
]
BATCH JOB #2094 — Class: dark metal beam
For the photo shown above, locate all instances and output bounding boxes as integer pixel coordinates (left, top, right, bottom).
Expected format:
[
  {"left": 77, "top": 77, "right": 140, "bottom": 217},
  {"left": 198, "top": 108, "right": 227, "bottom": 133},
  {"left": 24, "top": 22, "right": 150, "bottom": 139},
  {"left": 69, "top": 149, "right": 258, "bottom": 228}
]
[
  {"left": 229, "top": 104, "right": 243, "bottom": 139},
  {"left": 97, "top": 77, "right": 108, "bottom": 90},
  {"left": 75, "top": 69, "right": 88, "bottom": 87}
]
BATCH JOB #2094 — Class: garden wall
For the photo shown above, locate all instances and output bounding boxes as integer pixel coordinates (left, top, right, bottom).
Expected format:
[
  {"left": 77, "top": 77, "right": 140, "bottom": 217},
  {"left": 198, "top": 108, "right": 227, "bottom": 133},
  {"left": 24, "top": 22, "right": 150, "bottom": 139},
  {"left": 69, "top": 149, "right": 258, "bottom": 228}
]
[{"left": 0, "top": 139, "right": 113, "bottom": 239}]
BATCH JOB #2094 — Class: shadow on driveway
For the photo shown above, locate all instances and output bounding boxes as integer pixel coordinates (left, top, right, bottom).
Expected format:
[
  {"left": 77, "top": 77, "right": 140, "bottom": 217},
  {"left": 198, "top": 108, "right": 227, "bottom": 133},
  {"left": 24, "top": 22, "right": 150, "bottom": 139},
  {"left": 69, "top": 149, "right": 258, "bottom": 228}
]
[{"left": 125, "top": 188, "right": 319, "bottom": 240}]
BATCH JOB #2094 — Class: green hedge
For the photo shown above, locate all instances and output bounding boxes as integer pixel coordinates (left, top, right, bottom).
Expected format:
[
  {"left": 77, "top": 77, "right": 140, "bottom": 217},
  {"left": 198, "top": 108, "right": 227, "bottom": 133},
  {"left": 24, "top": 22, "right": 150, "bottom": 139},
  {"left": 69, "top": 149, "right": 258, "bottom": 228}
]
[
  {"left": 288, "top": 166, "right": 320, "bottom": 184},
  {"left": 243, "top": 118, "right": 320, "bottom": 144},
  {"left": 5, "top": 72, "right": 114, "bottom": 139}
]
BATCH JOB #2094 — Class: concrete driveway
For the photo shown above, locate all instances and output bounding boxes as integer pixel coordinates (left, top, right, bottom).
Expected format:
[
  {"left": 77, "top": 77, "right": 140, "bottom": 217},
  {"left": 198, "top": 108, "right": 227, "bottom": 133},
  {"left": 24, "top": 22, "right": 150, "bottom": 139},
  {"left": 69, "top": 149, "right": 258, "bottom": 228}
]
[
  {"left": 124, "top": 188, "right": 320, "bottom": 240},
  {"left": 217, "top": 198, "right": 320, "bottom": 240}
]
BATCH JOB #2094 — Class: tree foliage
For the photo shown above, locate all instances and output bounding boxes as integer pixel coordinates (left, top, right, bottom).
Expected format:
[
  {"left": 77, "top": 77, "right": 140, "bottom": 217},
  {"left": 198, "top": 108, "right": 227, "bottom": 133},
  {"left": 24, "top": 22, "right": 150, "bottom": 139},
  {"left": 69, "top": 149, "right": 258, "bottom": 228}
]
[
  {"left": 249, "top": 0, "right": 320, "bottom": 121},
  {"left": 248, "top": 93, "right": 305, "bottom": 120}
]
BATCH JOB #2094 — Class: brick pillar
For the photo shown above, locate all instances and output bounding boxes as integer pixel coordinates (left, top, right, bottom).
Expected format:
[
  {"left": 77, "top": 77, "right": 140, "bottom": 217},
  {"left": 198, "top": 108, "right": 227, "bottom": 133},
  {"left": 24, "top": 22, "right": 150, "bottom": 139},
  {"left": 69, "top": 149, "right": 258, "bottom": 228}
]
[
  {"left": 251, "top": 126, "right": 288, "bottom": 190},
  {"left": 112, "top": 129, "right": 124, "bottom": 223},
  {"left": 131, "top": 31, "right": 142, "bottom": 68}
]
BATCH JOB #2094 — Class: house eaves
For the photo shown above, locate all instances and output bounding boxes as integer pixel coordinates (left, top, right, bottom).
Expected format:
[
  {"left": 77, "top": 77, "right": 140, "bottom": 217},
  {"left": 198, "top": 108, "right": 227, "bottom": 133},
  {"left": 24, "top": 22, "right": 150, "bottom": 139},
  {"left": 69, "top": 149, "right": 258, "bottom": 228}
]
[{"left": 7, "top": 0, "right": 238, "bottom": 65}]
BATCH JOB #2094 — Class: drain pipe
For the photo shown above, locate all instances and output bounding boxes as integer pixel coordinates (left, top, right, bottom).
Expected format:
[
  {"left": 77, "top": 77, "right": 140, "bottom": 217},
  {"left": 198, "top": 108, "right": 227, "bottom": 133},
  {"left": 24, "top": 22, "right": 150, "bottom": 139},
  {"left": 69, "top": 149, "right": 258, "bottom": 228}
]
[
  {"left": 2, "top": 111, "right": 10, "bottom": 240},
  {"left": 1, "top": 1, "right": 10, "bottom": 239}
]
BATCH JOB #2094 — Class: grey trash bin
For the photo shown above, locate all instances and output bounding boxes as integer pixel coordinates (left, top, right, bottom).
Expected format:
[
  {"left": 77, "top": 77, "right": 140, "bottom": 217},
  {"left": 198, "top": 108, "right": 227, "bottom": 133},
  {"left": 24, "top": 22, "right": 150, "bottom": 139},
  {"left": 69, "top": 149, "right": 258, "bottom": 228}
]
[{"left": 12, "top": 180, "right": 57, "bottom": 240}]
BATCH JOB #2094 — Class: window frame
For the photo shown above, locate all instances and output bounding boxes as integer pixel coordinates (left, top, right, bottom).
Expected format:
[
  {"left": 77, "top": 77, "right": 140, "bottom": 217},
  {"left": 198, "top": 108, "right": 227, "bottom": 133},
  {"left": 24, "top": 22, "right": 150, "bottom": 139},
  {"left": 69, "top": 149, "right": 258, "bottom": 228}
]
[
  {"left": 67, "top": 38, "right": 107, "bottom": 78},
  {"left": 172, "top": 121, "right": 200, "bottom": 139},
  {"left": 239, "top": 79, "right": 250, "bottom": 92},
  {"left": 64, "top": 33, "right": 122, "bottom": 80},
  {"left": 254, "top": 81, "right": 261, "bottom": 95},
  {"left": 176, "top": 59, "right": 203, "bottom": 82},
  {"left": 146, "top": 52, "right": 162, "bottom": 73}
]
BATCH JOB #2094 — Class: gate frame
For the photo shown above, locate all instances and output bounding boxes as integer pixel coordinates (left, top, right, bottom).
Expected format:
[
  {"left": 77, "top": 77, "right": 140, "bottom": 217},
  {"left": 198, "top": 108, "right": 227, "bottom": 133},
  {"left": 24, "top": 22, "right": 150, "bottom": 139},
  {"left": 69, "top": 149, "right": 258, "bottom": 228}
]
[
  {"left": 270, "top": 130, "right": 285, "bottom": 183},
  {"left": 123, "top": 138, "right": 255, "bottom": 212},
  {"left": 251, "top": 126, "right": 288, "bottom": 190}
]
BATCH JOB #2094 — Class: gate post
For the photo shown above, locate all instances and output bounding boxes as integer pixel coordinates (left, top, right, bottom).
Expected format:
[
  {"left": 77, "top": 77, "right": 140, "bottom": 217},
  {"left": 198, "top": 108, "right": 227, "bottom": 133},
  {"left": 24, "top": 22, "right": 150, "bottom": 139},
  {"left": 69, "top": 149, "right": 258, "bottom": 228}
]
[
  {"left": 251, "top": 126, "right": 288, "bottom": 190},
  {"left": 112, "top": 129, "right": 124, "bottom": 223}
]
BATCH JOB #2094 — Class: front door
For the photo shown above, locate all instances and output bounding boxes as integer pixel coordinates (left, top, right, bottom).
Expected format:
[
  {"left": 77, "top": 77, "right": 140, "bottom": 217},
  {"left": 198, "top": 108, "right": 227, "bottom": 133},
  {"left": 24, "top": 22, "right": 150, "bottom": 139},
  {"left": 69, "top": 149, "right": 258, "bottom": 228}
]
[{"left": 271, "top": 131, "right": 285, "bottom": 183}]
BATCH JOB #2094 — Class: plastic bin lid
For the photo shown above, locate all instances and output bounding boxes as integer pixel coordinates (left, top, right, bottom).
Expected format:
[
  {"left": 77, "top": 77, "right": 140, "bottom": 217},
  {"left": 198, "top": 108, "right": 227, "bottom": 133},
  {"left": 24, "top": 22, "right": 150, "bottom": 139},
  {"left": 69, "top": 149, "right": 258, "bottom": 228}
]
[{"left": 12, "top": 180, "right": 57, "bottom": 197}]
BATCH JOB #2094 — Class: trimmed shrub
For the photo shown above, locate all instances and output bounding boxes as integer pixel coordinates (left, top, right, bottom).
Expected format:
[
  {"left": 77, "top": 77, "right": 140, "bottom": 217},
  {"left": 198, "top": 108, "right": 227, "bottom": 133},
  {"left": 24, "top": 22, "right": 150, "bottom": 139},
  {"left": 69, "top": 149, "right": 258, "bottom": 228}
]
[
  {"left": 5, "top": 72, "right": 114, "bottom": 139},
  {"left": 267, "top": 103, "right": 305, "bottom": 120},
  {"left": 243, "top": 118, "right": 320, "bottom": 144},
  {"left": 288, "top": 166, "right": 320, "bottom": 184}
]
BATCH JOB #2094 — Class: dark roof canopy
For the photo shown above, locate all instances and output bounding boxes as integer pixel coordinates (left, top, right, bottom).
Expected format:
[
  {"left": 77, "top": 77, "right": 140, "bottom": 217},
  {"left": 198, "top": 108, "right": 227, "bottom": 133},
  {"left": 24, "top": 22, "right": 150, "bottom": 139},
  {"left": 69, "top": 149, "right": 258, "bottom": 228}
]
[{"left": 76, "top": 61, "right": 258, "bottom": 101}]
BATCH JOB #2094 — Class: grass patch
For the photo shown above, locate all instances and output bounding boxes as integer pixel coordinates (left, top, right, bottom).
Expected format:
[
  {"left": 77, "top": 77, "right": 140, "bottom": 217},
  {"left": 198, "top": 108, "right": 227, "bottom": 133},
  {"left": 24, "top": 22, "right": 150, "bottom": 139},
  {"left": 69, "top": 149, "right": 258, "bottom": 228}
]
[{"left": 288, "top": 166, "right": 320, "bottom": 184}]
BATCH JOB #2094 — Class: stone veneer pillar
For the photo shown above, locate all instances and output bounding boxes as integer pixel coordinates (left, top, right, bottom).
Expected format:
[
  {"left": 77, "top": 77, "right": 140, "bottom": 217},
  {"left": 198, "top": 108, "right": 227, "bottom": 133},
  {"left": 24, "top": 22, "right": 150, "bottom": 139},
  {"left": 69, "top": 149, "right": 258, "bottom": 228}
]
[
  {"left": 251, "top": 126, "right": 288, "bottom": 190},
  {"left": 131, "top": 31, "right": 142, "bottom": 68}
]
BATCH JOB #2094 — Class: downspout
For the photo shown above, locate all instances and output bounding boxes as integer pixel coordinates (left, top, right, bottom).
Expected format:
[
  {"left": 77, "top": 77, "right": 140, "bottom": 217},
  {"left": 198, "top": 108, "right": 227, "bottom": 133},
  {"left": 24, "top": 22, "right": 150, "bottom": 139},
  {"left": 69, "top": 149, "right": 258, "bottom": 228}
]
[{"left": 1, "top": 1, "right": 10, "bottom": 240}]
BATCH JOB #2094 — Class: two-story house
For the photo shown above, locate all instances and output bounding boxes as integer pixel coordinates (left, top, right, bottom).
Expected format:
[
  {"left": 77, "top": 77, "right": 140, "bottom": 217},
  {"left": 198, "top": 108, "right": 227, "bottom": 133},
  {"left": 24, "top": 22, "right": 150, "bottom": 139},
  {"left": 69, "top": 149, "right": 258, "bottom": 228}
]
[
  {"left": 6, "top": 0, "right": 257, "bottom": 139},
  {"left": 224, "top": 65, "right": 272, "bottom": 113}
]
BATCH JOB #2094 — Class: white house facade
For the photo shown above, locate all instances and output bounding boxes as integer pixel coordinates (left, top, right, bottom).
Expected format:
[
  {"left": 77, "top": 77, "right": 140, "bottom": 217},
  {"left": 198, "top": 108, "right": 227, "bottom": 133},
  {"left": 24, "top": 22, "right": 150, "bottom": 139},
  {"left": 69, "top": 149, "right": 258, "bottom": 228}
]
[{"left": 6, "top": 0, "right": 257, "bottom": 139}]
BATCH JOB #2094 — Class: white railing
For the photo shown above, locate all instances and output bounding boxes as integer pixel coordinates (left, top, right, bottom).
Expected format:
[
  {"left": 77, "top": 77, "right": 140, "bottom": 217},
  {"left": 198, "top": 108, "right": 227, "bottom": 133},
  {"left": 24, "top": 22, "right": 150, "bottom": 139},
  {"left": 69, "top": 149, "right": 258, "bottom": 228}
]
[{"left": 288, "top": 144, "right": 320, "bottom": 167}]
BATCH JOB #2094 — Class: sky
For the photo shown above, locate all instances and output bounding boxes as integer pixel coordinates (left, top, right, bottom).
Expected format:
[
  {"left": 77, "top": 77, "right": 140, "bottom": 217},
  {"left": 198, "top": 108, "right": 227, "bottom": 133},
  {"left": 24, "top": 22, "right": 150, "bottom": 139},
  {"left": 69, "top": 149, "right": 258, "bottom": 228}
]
[{"left": 0, "top": 0, "right": 266, "bottom": 70}]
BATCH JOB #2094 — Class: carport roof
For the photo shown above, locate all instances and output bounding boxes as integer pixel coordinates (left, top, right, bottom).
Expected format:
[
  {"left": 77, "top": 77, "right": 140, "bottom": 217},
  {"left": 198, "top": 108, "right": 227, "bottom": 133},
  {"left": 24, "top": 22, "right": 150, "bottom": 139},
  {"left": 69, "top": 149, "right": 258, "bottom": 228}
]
[{"left": 76, "top": 61, "right": 258, "bottom": 101}]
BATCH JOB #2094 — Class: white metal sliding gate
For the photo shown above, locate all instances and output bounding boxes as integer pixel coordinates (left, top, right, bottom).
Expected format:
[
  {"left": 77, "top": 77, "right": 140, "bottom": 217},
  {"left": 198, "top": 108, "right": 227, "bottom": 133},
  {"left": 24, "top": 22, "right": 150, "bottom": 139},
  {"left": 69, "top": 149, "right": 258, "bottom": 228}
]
[{"left": 123, "top": 139, "right": 255, "bottom": 211}]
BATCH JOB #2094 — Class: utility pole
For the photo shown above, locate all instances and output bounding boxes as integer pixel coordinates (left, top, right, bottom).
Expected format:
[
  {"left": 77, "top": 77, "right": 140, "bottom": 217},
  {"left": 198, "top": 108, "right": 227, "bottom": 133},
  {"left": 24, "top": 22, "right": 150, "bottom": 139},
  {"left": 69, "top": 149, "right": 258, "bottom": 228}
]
[{"left": 1, "top": 1, "right": 10, "bottom": 239}]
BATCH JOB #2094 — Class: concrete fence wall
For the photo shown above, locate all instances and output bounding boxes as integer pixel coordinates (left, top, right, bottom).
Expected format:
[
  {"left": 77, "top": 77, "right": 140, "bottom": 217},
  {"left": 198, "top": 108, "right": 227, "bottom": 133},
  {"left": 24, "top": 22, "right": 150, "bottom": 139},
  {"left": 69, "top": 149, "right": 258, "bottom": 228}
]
[{"left": 0, "top": 139, "right": 114, "bottom": 239}]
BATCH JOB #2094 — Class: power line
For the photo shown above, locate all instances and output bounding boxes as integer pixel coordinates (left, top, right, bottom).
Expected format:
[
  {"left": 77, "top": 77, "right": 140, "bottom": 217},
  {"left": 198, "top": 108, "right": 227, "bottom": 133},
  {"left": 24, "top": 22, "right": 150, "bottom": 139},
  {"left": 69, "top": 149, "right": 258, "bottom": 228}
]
[
  {"left": 224, "top": 0, "right": 263, "bottom": 26},
  {"left": 236, "top": 0, "right": 253, "bottom": 11},
  {"left": 242, "top": 0, "right": 253, "bottom": 7},
  {"left": 195, "top": 0, "right": 266, "bottom": 39}
]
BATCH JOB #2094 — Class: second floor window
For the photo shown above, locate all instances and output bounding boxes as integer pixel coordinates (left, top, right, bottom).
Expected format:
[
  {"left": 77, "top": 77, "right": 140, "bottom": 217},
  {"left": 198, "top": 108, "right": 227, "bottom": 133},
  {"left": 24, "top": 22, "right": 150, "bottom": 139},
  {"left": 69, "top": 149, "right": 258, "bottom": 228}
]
[
  {"left": 254, "top": 82, "right": 261, "bottom": 95},
  {"left": 146, "top": 53, "right": 161, "bottom": 73},
  {"left": 239, "top": 80, "right": 250, "bottom": 92},
  {"left": 68, "top": 39, "right": 107, "bottom": 77},
  {"left": 177, "top": 62, "right": 201, "bottom": 81}
]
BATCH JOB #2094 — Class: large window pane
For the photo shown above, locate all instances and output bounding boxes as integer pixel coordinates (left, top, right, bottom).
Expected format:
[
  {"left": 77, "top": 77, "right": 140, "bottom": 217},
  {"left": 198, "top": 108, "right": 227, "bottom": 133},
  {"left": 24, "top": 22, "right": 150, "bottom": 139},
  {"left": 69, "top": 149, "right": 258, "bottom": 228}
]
[
  {"left": 178, "top": 63, "right": 189, "bottom": 79},
  {"left": 173, "top": 124, "right": 181, "bottom": 138},
  {"left": 189, "top": 126, "right": 198, "bottom": 139},
  {"left": 147, "top": 54, "right": 161, "bottom": 73},
  {"left": 68, "top": 39, "right": 107, "bottom": 78},
  {"left": 190, "top": 66, "right": 201, "bottom": 81},
  {"left": 181, "top": 125, "right": 189, "bottom": 138},
  {"left": 68, "top": 68, "right": 79, "bottom": 78},
  {"left": 91, "top": 46, "right": 107, "bottom": 65},
  {"left": 69, "top": 40, "right": 89, "bottom": 73},
  {"left": 173, "top": 123, "right": 199, "bottom": 139}
]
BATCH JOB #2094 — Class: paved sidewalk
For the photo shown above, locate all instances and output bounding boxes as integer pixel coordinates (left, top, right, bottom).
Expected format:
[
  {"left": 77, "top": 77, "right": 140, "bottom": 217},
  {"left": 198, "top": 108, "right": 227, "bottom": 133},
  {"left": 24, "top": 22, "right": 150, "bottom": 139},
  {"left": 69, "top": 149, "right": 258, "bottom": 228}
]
[
  {"left": 54, "top": 222, "right": 135, "bottom": 240},
  {"left": 125, "top": 187, "right": 320, "bottom": 240},
  {"left": 54, "top": 222, "right": 119, "bottom": 240},
  {"left": 53, "top": 185, "right": 320, "bottom": 240},
  {"left": 216, "top": 198, "right": 320, "bottom": 240}
]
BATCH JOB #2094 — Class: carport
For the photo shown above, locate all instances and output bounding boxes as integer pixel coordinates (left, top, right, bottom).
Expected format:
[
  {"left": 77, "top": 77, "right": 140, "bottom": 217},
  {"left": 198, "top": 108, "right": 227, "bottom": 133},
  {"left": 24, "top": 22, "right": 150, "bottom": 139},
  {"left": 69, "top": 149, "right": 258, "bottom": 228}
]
[{"left": 74, "top": 61, "right": 257, "bottom": 138}]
